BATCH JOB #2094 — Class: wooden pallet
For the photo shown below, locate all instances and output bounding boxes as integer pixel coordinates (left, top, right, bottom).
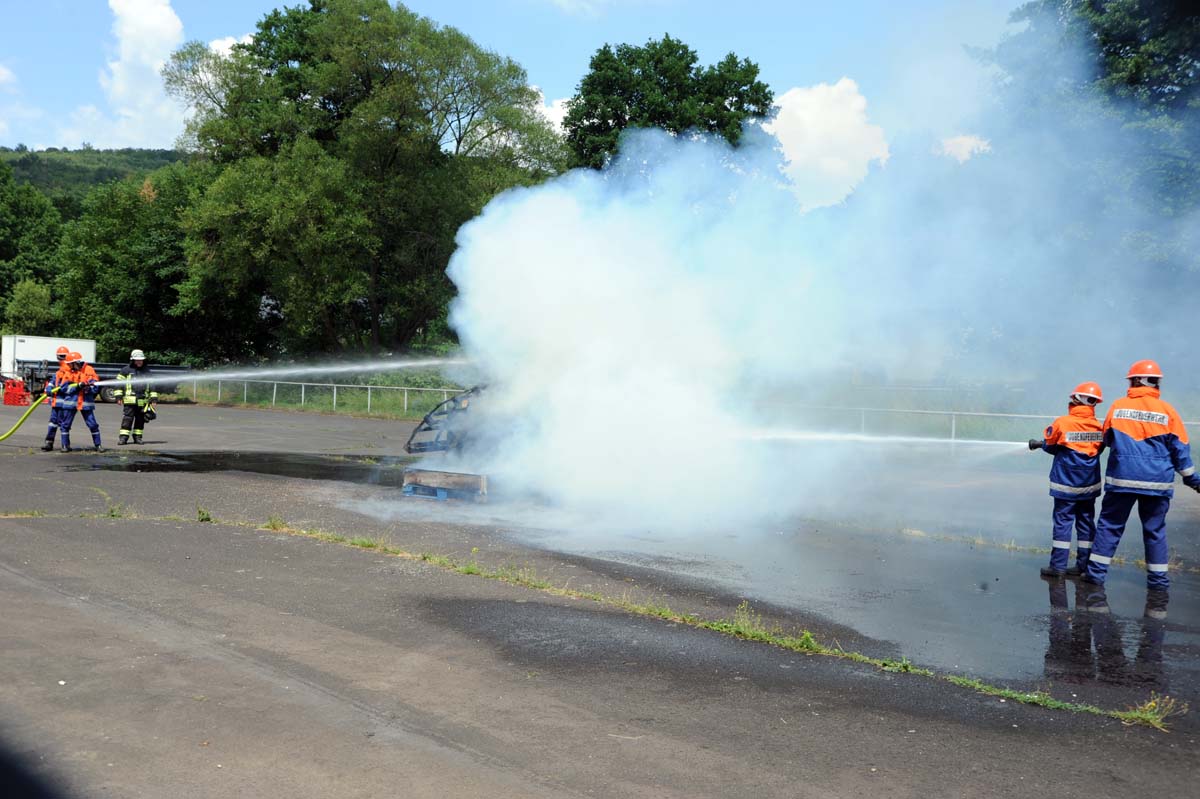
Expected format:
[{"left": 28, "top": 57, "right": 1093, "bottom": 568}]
[{"left": 401, "top": 468, "right": 488, "bottom": 502}]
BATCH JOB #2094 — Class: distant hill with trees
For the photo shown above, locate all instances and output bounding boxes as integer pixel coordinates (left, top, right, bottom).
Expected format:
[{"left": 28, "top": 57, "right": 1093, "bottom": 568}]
[{"left": 0, "top": 146, "right": 186, "bottom": 219}]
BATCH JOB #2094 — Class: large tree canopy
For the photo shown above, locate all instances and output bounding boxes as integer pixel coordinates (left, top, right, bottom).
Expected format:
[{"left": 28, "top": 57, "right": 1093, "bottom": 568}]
[
  {"left": 159, "top": 0, "right": 566, "bottom": 357},
  {"left": 562, "top": 35, "right": 774, "bottom": 169}
]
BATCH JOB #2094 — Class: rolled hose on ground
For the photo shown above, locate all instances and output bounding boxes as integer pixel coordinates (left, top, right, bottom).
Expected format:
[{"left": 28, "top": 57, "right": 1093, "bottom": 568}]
[{"left": 0, "top": 385, "right": 68, "bottom": 442}]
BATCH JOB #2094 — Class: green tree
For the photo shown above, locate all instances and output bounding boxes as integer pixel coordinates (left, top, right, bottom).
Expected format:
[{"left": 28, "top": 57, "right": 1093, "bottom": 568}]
[
  {"left": 55, "top": 163, "right": 216, "bottom": 362},
  {"left": 563, "top": 34, "right": 774, "bottom": 169},
  {"left": 2, "top": 278, "right": 54, "bottom": 335},
  {"left": 0, "top": 160, "right": 61, "bottom": 303},
  {"left": 164, "top": 0, "right": 566, "bottom": 355},
  {"left": 179, "top": 137, "right": 376, "bottom": 354},
  {"left": 978, "top": 0, "right": 1200, "bottom": 278}
]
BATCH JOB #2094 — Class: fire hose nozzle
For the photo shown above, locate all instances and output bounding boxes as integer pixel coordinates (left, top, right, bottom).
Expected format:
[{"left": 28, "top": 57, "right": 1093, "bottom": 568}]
[{"left": 1028, "top": 438, "right": 1044, "bottom": 450}]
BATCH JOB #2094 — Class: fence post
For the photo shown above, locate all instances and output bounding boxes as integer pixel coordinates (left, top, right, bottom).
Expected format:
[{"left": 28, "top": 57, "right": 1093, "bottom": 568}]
[
  {"left": 217, "top": 380, "right": 222, "bottom": 402},
  {"left": 193, "top": 379, "right": 197, "bottom": 401},
  {"left": 404, "top": 389, "right": 408, "bottom": 413},
  {"left": 272, "top": 383, "right": 277, "bottom": 407},
  {"left": 367, "top": 386, "right": 372, "bottom": 414},
  {"left": 301, "top": 384, "right": 305, "bottom": 406},
  {"left": 443, "top": 390, "right": 449, "bottom": 401},
  {"left": 333, "top": 385, "right": 337, "bottom": 410},
  {"left": 244, "top": 381, "right": 248, "bottom": 404},
  {"left": 860, "top": 409, "right": 866, "bottom": 434},
  {"left": 951, "top": 414, "right": 957, "bottom": 442}
]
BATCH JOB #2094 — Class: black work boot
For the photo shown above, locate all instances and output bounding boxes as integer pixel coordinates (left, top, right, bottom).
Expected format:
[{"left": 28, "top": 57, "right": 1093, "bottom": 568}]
[
  {"left": 133, "top": 436, "right": 144, "bottom": 445},
  {"left": 1064, "top": 563, "right": 1086, "bottom": 577},
  {"left": 1040, "top": 567, "right": 1066, "bottom": 579},
  {"left": 118, "top": 435, "right": 128, "bottom": 445},
  {"left": 41, "top": 440, "right": 54, "bottom": 452},
  {"left": 92, "top": 445, "right": 105, "bottom": 453}
]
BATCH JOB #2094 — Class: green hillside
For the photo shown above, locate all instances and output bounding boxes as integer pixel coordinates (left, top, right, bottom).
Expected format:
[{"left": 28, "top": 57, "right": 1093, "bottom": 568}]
[{"left": 0, "top": 147, "right": 187, "bottom": 218}]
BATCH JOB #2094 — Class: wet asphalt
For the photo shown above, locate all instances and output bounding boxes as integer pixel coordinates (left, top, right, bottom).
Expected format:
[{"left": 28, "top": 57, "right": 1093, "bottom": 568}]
[{"left": 0, "top": 402, "right": 1197, "bottom": 797}]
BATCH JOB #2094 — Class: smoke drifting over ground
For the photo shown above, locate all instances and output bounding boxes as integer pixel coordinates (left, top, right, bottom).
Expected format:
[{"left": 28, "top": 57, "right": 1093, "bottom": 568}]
[{"left": 444, "top": 37, "right": 1198, "bottom": 532}]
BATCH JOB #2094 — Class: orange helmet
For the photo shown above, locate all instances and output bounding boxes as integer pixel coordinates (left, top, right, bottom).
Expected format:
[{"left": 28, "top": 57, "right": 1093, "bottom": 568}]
[
  {"left": 55, "top": 345, "right": 70, "bottom": 360},
  {"left": 67, "top": 351, "right": 84, "bottom": 366},
  {"left": 1070, "top": 382, "right": 1103, "bottom": 404},
  {"left": 1126, "top": 359, "right": 1163, "bottom": 380}
]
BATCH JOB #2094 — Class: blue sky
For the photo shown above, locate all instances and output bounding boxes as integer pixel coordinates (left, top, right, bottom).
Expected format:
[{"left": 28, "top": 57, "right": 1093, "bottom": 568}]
[{"left": 0, "top": 0, "right": 1021, "bottom": 201}]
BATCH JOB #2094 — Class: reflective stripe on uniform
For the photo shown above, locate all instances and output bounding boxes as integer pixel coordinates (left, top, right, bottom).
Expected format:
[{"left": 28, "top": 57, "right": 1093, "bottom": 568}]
[
  {"left": 1049, "top": 481, "right": 1102, "bottom": 495},
  {"left": 1090, "top": 553, "right": 1112, "bottom": 565},
  {"left": 1112, "top": 409, "right": 1169, "bottom": 426},
  {"left": 1105, "top": 476, "right": 1174, "bottom": 491},
  {"left": 1076, "top": 540, "right": 1092, "bottom": 549},
  {"left": 1146, "top": 563, "right": 1169, "bottom": 573},
  {"left": 1182, "top": 466, "right": 1196, "bottom": 477},
  {"left": 1052, "top": 541, "right": 1070, "bottom": 549}
]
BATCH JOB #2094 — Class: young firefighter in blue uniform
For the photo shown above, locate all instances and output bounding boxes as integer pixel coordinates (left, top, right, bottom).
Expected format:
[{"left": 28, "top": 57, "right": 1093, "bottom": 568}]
[
  {"left": 40, "top": 345, "right": 72, "bottom": 451},
  {"left": 52, "top": 352, "right": 103, "bottom": 452},
  {"left": 1028, "top": 382, "right": 1104, "bottom": 578},
  {"left": 1084, "top": 360, "right": 1199, "bottom": 592}
]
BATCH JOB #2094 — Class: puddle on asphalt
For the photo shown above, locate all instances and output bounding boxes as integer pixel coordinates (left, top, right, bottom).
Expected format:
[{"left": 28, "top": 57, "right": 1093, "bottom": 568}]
[
  {"left": 66, "top": 447, "right": 1200, "bottom": 725},
  {"left": 73, "top": 450, "right": 419, "bottom": 488}
]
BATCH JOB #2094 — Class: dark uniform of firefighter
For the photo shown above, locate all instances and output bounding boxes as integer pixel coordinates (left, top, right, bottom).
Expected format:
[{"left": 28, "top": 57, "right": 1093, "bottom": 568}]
[{"left": 114, "top": 349, "right": 157, "bottom": 445}]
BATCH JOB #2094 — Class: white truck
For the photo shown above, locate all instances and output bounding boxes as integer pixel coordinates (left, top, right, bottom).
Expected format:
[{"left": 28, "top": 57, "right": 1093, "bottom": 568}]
[
  {"left": 1, "top": 334, "right": 191, "bottom": 402},
  {"left": 1, "top": 334, "right": 96, "bottom": 379}
]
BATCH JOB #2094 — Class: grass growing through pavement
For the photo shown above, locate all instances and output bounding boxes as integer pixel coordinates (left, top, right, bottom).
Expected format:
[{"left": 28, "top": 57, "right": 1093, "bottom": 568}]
[
  {"left": 11, "top": 506, "right": 1187, "bottom": 731},
  {"left": 0, "top": 509, "right": 47, "bottom": 518},
  {"left": 248, "top": 520, "right": 1183, "bottom": 729}
]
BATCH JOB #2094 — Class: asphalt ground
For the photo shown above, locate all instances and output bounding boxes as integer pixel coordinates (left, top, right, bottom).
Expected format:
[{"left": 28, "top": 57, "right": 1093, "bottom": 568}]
[{"left": 0, "top": 402, "right": 1196, "bottom": 798}]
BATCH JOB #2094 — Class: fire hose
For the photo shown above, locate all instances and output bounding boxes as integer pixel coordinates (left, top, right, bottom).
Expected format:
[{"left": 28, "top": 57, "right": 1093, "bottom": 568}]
[{"left": 0, "top": 385, "right": 69, "bottom": 442}]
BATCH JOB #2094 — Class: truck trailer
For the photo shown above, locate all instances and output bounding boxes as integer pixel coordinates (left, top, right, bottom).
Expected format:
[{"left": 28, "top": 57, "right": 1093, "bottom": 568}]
[{"left": 1, "top": 334, "right": 192, "bottom": 402}]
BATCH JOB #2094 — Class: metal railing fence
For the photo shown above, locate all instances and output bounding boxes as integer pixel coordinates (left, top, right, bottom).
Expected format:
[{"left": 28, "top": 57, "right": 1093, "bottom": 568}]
[
  {"left": 186, "top": 379, "right": 1200, "bottom": 435},
  {"left": 191, "top": 378, "right": 457, "bottom": 416}
]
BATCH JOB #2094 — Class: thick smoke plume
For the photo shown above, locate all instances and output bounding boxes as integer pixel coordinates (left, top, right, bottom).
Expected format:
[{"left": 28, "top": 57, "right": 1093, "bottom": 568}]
[{"left": 445, "top": 44, "right": 1199, "bottom": 532}]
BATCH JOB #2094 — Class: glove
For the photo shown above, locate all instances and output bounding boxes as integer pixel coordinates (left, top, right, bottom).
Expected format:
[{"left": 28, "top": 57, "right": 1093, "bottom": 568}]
[
  {"left": 1184, "top": 475, "right": 1200, "bottom": 492},
  {"left": 1028, "top": 439, "right": 1044, "bottom": 451}
]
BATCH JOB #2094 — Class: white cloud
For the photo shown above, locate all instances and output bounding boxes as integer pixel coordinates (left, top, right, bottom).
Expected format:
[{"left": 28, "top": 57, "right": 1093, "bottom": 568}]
[
  {"left": 767, "top": 78, "right": 889, "bottom": 210},
  {"left": 55, "top": 0, "right": 188, "bottom": 148},
  {"left": 548, "top": 0, "right": 609, "bottom": 15},
  {"left": 0, "top": 64, "right": 16, "bottom": 93},
  {"left": 532, "top": 87, "right": 569, "bottom": 132},
  {"left": 209, "top": 33, "right": 253, "bottom": 57},
  {"left": 937, "top": 134, "right": 991, "bottom": 163}
]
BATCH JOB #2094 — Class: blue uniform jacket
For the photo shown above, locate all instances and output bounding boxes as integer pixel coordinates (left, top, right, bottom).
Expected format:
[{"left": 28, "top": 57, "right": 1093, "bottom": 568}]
[{"left": 1041, "top": 405, "right": 1104, "bottom": 500}]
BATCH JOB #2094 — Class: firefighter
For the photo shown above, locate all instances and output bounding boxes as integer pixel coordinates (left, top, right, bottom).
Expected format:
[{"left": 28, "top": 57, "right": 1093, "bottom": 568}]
[
  {"left": 1083, "top": 360, "right": 1200, "bottom": 592},
  {"left": 54, "top": 352, "right": 103, "bottom": 452},
  {"left": 1028, "top": 382, "right": 1105, "bottom": 578},
  {"left": 115, "top": 349, "right": 157, "bottom": 445},
  {"left": 40, "top": 345, "right": 72, "bottom": 451}
]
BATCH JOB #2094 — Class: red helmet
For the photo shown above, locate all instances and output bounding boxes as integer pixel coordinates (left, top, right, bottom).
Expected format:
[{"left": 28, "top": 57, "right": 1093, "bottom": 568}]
[
  {"left": 1070, "top": 382, "right": 1103, "bottom": 404},
  {"left": 67, "top": 351, "right": 84, "bottom": 366},
  {"left": 1126, "top": 360, "right": 1163, "bottom": 379},
  {"left": 55, "top": 345, "right": 70, "bottom": 360}
]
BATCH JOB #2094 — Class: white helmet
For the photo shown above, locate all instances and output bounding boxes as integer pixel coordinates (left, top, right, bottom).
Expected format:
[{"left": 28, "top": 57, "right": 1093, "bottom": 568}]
[{"left": 130, "top": 349, "right": 146, "bottom": 360}]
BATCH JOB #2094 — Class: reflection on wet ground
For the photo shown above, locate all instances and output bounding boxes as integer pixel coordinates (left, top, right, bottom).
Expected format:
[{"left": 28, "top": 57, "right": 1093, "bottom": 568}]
[
  {"left": 77, "top": 450, "right": 418, "bottom": 487},
  {"left": 72, "top": 447, "right": 1200, "bottom": 725}
]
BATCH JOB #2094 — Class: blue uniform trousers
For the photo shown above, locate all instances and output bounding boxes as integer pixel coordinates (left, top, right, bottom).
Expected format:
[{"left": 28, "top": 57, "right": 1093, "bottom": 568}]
[
  {"left": 59, "top": 408, "right": 101, "bottom": 449},
  {"left": 1085, "top": 493, "right": 1171, "bottom": 590},
  {"left": 1049, "top": 498, "right": 1095, "bottom": 571},
  {"left": 45, "top": 406, "right": 62, "bottom": 442}
]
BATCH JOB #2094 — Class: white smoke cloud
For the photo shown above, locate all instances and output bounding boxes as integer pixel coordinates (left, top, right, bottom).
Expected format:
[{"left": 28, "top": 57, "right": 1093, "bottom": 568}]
[
  {"left": 768, "top": 78, "right": 890, "bottom": 209},
  {"left": 938, "top": 134, "right": 991, "bottom": 163},
  {"left": 55, "top": 0, "right": 188, "bottom": 148}
]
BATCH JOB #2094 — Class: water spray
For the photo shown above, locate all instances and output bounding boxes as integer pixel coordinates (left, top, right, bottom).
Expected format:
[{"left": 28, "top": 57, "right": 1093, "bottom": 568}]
[{"left": 91, "top": 357, "right": 469, "bottom": 389}]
